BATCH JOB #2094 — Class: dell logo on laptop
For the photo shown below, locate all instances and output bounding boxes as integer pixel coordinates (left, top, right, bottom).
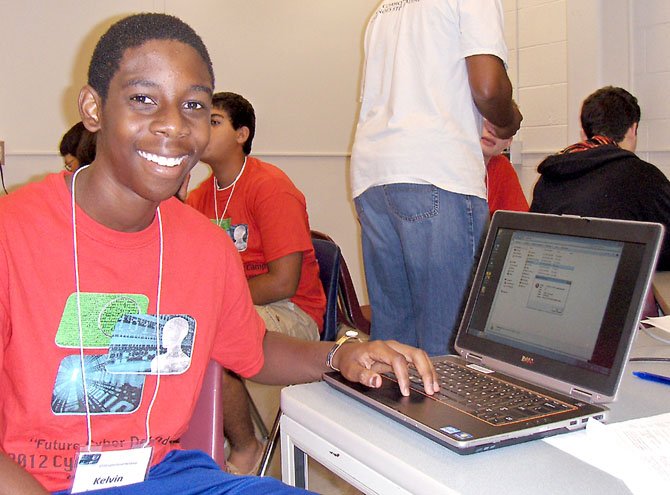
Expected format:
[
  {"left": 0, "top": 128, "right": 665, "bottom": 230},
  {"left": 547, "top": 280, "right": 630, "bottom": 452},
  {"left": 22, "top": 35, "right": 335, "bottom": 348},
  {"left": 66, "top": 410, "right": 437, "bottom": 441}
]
[{"left": 521, "top": 355, "right": 534, "bottom": 366}]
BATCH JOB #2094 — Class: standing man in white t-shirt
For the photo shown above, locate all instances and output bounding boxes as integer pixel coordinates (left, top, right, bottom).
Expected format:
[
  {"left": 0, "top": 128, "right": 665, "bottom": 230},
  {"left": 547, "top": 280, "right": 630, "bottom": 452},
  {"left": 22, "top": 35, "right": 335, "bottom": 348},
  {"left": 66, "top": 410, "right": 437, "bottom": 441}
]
[{"left": 351, "top": 0, "right": 522, "bottom": 356}]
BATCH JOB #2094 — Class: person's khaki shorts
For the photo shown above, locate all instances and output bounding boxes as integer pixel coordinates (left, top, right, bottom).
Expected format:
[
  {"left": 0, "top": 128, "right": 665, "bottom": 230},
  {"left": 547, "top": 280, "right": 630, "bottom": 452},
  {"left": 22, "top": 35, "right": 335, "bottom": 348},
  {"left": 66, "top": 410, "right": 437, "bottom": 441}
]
[{"left": 255, "top": 299, "right": 320, "bottom": 341}]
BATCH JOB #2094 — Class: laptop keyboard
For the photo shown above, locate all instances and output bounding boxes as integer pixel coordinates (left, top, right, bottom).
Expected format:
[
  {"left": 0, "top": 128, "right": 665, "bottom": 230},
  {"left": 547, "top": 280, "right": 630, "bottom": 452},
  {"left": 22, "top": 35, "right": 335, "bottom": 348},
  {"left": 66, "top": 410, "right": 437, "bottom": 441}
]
[{"left": 385, "top": 360, "right": 577, "bottom": 426}]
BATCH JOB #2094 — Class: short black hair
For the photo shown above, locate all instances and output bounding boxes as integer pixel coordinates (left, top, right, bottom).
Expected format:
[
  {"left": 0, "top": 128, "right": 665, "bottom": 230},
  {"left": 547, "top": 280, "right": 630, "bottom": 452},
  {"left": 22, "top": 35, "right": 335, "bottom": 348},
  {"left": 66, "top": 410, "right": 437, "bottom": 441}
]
[
  {"left": 88, "top": 13, "right": 214, "bottom": 102},
  {"left": 212, "top": 92, "right": 256, "bottom": 155},
  {"left": 59, "top": 122, "right": 97, "bottom": 166},
  {"left": 59, "top": 122, "right": 86, "bottom": 157},
  {"left": 75, "top": 128, "right": 97, "bottom": 165},
  {"left": 580, "top": 86, "right": 641, "bottom": 142}
]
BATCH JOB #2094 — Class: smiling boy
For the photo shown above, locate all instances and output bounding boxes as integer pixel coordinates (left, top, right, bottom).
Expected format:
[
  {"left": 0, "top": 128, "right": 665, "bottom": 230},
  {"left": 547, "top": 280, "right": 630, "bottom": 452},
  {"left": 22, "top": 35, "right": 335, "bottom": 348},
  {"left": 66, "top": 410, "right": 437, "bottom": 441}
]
[{"left": 0, "top": 13, "right": 437, "bottom": 495}]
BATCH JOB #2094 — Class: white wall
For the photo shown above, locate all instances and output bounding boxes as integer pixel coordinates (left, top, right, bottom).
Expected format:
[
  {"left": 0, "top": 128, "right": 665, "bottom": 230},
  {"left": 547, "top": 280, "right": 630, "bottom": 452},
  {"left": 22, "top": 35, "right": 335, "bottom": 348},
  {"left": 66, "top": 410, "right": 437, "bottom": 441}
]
[
  {"left": 0, "top": 0, "right": 377, "bottom": 155},
  {"left": 2, "top": 0, "right": 670, "bottom": 304},
  {"left": 0, "top": 0, "right": 375, "bottom": 300},
  {"left": 513, "top": 0, "right": 670, "bottom": 200},
  {"left": 632, "top": 0, "right": 670, "bottom": 175}
]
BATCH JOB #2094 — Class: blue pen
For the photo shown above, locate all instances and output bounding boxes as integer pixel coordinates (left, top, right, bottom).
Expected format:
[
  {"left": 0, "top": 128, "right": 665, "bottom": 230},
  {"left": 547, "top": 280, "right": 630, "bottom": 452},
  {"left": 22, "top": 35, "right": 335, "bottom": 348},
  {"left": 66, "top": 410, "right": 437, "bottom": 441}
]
[{"left": 633, "top": 371, "right": 670, "bottom": 386}]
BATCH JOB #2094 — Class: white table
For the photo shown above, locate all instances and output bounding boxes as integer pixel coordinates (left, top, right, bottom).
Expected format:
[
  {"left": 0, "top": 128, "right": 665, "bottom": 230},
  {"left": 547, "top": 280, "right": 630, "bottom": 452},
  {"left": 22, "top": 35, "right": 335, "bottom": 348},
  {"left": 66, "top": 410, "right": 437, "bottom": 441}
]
[{"left": 280, "top": 332, "right": 670, "bottom": 494}]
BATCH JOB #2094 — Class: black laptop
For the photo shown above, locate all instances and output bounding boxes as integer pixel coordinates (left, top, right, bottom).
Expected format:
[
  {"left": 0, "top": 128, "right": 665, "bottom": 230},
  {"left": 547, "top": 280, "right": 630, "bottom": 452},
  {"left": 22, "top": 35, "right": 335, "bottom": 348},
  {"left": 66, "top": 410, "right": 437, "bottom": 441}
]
[{"left": 324, "top": 211, "right": 663, "bottom": 454}]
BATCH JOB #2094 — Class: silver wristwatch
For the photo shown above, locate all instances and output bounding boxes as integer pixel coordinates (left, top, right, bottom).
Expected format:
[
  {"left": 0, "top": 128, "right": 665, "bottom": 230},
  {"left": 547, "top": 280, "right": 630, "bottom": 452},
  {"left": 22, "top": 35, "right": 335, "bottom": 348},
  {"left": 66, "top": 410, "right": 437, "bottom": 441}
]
[{"left": 326, "top": 330, "right": 361, "bottom": 372}]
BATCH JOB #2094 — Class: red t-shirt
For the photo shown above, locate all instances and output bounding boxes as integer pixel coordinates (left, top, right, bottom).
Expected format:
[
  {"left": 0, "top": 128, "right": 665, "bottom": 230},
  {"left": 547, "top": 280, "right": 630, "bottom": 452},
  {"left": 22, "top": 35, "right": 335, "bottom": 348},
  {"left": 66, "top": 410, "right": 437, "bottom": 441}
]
[
  {"left": 187, "top": 156, "right": 326, "bottom": 330},
  {"left": 486, "top": 154, "right": 529, "bottom": 216},
  {"left": 0, "top": 172, "right": 265, "bottom": 491}
]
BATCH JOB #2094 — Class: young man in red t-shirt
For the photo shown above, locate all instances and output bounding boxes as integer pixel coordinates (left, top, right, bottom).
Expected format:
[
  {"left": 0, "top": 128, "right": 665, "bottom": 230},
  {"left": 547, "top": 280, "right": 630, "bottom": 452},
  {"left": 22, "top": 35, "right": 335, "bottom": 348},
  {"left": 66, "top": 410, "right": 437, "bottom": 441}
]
[
  {"left": 187, "top": 92, "right": 326, "bottom": 474},
  {"left": 0, "top": 14, "right": 438, "bottom": 494}
]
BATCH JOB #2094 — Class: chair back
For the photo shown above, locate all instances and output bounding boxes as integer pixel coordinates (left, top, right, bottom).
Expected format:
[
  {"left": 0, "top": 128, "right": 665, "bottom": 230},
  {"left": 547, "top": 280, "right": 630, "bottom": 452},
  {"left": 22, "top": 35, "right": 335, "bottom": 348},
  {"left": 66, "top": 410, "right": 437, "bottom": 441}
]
[
  {"left": 312, "top": 238, "right": 341, "bottom": 342},
  {"left": 179, "top": 360, "right": 226, "bottom": 469},
  {"left": 311, "top": 230, "right": 371, "bottom": 335},
  {"left": 335, "top": 251, "right": 371, "bottom": 334}
]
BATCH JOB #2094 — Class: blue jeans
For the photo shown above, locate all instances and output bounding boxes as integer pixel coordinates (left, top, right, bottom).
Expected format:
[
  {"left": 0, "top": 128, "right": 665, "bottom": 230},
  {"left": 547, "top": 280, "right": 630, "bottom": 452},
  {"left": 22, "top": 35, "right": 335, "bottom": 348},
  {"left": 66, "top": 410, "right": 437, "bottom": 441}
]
[{"left": 355, "top": 184, "right": 488, "bottom": 356}]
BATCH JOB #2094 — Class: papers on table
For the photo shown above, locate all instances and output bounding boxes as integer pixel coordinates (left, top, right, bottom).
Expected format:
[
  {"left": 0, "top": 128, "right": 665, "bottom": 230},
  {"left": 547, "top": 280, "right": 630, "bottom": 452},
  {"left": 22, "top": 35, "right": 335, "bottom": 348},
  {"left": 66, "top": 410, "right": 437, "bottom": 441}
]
[
  {"left": 641, "top": 316, "right": 670, "bottom": 335},
  {"left": 544, "top": 413, "right": 670, "bottom": 494}
]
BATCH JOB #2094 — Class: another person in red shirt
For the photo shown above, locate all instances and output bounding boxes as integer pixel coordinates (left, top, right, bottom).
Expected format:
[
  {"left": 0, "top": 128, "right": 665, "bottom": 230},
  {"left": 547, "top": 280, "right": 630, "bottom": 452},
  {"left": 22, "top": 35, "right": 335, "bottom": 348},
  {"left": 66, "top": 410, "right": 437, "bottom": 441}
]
[
  {"left": 481, "top": 121, "right": 529, "bottom": 216},
  {"left": 187, "top": 92, "right": 325, "bottom": 475}
]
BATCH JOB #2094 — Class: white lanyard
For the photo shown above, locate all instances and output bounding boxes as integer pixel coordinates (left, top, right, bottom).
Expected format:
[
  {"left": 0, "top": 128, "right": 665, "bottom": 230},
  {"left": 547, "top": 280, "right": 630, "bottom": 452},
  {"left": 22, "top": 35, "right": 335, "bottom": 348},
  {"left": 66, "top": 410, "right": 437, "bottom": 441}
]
[
  {"left": 213, "top": 156, "right": 247, "bottom": 226},
  {"left": 71, "top": 166, "right": 164, "bottom": 451}
]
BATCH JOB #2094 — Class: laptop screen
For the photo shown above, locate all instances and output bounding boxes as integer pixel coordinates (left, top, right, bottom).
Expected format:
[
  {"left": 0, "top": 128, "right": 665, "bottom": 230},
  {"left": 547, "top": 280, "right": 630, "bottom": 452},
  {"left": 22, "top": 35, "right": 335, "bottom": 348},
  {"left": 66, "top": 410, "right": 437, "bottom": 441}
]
[{"left": 456, "top": 212, "right": 662, "bottom": 401}]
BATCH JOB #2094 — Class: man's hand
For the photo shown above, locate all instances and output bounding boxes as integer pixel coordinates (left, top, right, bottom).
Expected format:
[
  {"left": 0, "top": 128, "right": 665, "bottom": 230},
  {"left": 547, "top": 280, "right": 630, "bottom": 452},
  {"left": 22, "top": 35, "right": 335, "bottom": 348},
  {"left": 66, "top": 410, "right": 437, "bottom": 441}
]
[
  {"left": 332, "top": 340, "right": 440, "bottom": 397},
  {"left": 253, "top": 332, "right": 439, "bottom": 394},
  {"left": 486, "top": 100, "right": 522, "bottom": 140}
]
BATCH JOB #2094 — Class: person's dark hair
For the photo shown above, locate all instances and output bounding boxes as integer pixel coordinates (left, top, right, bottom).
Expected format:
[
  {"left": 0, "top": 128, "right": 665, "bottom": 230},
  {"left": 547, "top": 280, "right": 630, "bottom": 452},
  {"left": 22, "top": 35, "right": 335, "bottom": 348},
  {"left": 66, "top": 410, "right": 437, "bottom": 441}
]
[
  {"left": 88, "top": 13, "right": 214, "bottom": 102},
  {"left": 59, "top": 122, "right": 86, "bottom": 157},
  {"left": 75, "top": 128, "right": 97, "bottom": 165},
  {"left": 212, "top": 92, "right": 256, "bottom": 155},
  {"left": 580, "top": 86, "right": 641, "bottom": 142}
]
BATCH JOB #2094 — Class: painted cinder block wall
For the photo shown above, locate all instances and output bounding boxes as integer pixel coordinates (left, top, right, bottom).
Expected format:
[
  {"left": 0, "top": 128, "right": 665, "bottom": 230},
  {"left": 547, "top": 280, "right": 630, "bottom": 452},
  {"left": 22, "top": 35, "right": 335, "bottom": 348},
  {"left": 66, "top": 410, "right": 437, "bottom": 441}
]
[
  {"left": 507, "top": 0, "right": 670, "bottom": 200},
  {"left": 1, "top": 1, "right": 669, "bottom": 302}
]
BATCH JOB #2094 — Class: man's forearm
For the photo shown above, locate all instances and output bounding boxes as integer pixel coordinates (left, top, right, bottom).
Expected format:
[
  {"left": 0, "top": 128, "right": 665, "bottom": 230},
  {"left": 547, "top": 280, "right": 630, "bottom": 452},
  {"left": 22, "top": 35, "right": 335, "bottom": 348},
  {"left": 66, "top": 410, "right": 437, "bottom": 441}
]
[
  {"left": 247, "top": 273, "right": 296, "bottom": 306},
  {"left": 466, "top": 54, "right": 523, "bottom": 139},
  {"left": 251, "top": 333, "right": 440, "bottom": 398},
  {"left": 250, "top": 331, "right": 331, "bottom": 385},
  {"left": 247, "top": 252, "right": 302, "bottom": 305}
]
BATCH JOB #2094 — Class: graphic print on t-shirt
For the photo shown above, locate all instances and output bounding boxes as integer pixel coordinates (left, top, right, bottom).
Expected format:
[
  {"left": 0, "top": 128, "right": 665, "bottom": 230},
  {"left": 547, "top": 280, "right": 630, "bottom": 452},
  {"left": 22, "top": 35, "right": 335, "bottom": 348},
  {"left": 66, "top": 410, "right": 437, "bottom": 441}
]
[
  {"left": 51, "top": 292, "right": 196, "bottom": 415},
  {"left": 228, "top": 223, "right": 249, "bottom": 253},
  {"left": 105, "top": 314, "right": 196, "bottom": 374},
  {"left": 55, "top": 293, "right": 150, "bottom": 348},
  {"left": 212, "top": 217, "right": 232, "bottom": 231},
  {"left": 229, "top": 224, "right": 249, "bottom": 252},
  {"left": 51, "top": 354, "right": 145, "bottom": 414},
  {"left": 211, "top": 217, "right": 249, "bottom": 252}
]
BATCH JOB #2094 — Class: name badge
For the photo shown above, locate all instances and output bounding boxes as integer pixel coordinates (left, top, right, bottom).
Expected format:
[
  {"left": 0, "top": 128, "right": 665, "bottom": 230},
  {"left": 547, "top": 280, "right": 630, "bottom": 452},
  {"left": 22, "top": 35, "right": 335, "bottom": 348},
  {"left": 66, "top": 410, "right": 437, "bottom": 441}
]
[{"left": 71, "top": 447, "right": 152, "bottom": 493}]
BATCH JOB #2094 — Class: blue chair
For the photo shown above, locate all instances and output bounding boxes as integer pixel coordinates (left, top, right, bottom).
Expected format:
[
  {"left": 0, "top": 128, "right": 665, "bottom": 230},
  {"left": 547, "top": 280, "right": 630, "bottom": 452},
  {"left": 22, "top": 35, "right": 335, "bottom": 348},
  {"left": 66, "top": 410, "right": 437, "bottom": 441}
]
[
  {"left": 310, "top": 230, "right": 371, "bottom": 335},
  {"left": 312, "top": 238, "right": 341, "bottom": 342}
]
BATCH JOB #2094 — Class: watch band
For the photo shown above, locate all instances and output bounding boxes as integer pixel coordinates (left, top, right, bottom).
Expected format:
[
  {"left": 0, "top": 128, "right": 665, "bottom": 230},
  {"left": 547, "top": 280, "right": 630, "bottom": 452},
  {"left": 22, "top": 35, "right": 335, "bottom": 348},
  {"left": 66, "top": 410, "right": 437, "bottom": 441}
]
[{"left": 326, "top": 330, "right": 361, "bottom": 372}]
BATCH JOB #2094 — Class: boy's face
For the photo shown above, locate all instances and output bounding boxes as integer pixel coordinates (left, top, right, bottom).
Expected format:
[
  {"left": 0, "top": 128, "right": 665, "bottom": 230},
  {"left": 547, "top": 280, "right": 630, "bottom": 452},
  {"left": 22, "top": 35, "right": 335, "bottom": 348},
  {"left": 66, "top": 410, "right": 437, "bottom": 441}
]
[
  {"left": 480, "top": 123, "right": 512, "bottom": 162},
  {"left": 199, "top": 107, "right": 248, "bottom": 168},
  {"left": 82, "top": 39, "right": 213, "bottom": 203},
  {"left": 63, "top": 153, "right": 80, "bottom": 172}
]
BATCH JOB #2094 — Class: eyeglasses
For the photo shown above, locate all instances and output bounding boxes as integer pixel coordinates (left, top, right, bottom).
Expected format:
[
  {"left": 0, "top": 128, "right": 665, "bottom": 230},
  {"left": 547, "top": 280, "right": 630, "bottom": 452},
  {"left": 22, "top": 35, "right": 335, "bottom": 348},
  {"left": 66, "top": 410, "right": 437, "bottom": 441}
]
[{"left": 64, "top": 158, "right": 78, "bottom": 172}]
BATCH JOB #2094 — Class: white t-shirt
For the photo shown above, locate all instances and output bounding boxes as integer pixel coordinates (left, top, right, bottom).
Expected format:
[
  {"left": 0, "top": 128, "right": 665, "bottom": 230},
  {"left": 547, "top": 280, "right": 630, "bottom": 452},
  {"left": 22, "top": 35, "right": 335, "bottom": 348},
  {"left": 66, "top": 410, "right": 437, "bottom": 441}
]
[{"left": 350, "top": 0, "right": 508, "bottom": 199}]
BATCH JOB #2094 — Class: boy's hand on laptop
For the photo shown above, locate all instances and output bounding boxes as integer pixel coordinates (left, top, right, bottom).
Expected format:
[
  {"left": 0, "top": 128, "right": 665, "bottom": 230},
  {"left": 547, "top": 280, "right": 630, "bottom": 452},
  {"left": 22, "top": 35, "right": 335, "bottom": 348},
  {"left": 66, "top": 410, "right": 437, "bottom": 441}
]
[{"left": 333, "top": 340, "right": 439, "bottom": 397}]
